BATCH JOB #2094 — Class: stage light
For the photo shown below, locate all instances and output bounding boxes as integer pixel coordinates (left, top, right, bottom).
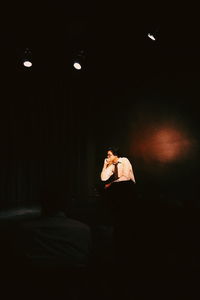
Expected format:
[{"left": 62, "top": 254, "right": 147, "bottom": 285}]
[
  {"left": 73, "top": 62, "right": 82, "bottom": 70},
  {"left": 23, "top": 60, "right": 32, "bottom": 67},
  {"left": 73, "top": 50, "right": 85, "bottom": 70},
  {"left": 23, "top": 48, "right": 32, "bottom": 68},
  {"left": 148, "top": 33, "right": 156, "bottom": 41},
  {"left": 147, "top": 28, "right": 159, "bottom": 41}
]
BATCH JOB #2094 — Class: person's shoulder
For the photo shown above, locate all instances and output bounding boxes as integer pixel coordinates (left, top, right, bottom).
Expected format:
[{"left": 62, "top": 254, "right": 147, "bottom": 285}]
[{"left": 120, "top": 157, "right": 130, "bottom": 162}]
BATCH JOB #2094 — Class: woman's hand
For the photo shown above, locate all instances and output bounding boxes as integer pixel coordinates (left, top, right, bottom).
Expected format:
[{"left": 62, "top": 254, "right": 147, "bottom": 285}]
[{"left": 104, "top": 158, "right": 112, "bottom": 167}]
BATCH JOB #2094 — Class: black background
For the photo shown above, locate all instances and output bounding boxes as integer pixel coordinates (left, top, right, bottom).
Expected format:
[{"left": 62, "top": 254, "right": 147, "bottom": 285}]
[{"left": 0, "top": 3, "right": 199, "bottom": 207}]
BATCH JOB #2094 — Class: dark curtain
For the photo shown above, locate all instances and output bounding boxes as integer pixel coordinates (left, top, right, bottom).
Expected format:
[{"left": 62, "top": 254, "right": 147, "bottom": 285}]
[{"left": 0, "top": 64, "right": 96, "bottom": 207}]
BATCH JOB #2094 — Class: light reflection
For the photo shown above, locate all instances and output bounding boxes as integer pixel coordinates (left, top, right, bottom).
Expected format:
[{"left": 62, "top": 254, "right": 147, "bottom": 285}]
[{"left": 131, "top": 124, "right": 193, "bottom": 163}]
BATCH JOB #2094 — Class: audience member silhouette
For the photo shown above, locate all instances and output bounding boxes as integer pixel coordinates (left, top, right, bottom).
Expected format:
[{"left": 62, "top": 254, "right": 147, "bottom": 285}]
[{"left": 19, "top": 177, "right": 91, "bottom": 268}]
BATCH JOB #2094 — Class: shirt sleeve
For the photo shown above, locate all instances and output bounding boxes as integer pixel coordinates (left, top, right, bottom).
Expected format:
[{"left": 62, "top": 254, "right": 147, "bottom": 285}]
[{"left": 100, "top": 164, "right": 114, "bottom": 181}]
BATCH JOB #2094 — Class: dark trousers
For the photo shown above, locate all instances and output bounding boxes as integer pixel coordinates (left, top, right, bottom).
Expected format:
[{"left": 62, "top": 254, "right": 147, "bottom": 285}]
[
  {"left": 104, "top": 181, "right": 136, "bottom": 220},
  {"left": 101, "top": 181, "right": 137, "bottom": 264}
]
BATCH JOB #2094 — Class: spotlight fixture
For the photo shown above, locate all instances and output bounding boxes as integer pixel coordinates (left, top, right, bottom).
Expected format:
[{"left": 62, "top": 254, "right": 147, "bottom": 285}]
[
  {"left": 23, "top": 48, "right": 32, "bottom": 68},
  {"left": 148, "top": 33, "right": 156, "bottom": 41},
  {"left": 73, "top": 62, "right": 82, "bottom": 70},
  {"left": 147, "top": 28, "right": 159, "bottom": 41},
  {"left": 23, "top": 60, "right": 32, "bottom": 67},
  {"left": 73, "top": 50, "right": 85, "bottom": 70}
]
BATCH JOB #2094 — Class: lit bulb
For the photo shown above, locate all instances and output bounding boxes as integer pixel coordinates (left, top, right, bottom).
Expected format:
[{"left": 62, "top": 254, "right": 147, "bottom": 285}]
[
  {"left": 148, "top": 33, "right": 156, "bottom": 41},
  {"left": 73, "top": 62, "right": 81, "bottom": 70},
  {"left": 23, "top": 60, "right": 32, "bottom": 67}
]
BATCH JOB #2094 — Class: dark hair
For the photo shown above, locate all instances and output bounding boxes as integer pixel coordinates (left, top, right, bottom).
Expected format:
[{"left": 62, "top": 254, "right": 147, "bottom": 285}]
[{"left": 107, "top": 146, "right": 120, "bottom": 157}]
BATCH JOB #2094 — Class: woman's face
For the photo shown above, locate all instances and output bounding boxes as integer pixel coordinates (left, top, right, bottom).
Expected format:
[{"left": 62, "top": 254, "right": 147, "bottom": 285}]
[{"left": 107, "top": 150, "right": 115, "bottom": 162}]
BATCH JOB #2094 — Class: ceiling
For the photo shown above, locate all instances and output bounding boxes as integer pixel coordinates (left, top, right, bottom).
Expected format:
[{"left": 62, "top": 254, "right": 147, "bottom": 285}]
[
  {"left": 0, "top": 2, "right": 199, "bottom": 107},
  {"left": 0, "top": 3, "right": 199, "bottom": 155}
]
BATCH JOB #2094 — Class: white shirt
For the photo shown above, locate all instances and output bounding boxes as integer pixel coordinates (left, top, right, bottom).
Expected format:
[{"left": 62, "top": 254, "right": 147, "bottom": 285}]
[{"left": 101, "top": 157, "right": 136, "bottom": 183}]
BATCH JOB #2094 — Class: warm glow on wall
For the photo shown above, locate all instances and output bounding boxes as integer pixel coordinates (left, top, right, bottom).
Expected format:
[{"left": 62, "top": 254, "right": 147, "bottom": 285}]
[{"left": 131, "top": 123, "right": 194, "bottom": 163}]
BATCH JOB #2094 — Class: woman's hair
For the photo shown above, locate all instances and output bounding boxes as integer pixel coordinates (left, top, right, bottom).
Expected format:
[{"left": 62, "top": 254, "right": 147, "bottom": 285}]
[{"left": 107, "top": 146, "right": 120, "bottom": 157}]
